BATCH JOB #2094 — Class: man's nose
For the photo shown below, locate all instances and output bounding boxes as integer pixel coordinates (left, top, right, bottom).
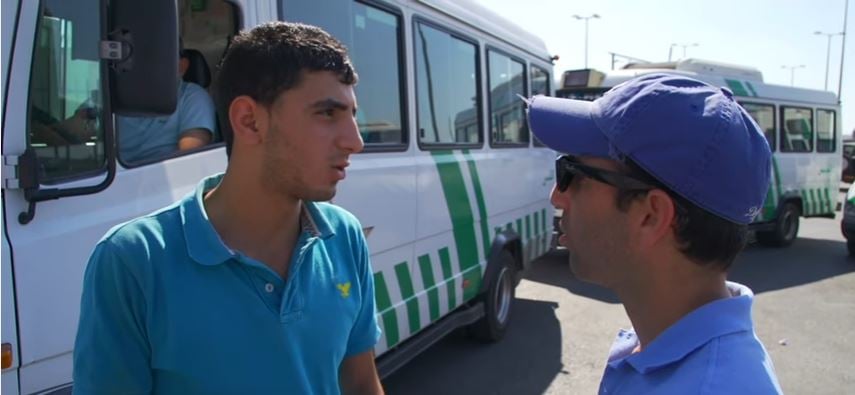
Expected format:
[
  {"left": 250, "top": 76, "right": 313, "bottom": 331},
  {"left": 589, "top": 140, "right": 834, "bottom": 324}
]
[{"left": 339, "top": 116, "right": 364, "bottom": 154}]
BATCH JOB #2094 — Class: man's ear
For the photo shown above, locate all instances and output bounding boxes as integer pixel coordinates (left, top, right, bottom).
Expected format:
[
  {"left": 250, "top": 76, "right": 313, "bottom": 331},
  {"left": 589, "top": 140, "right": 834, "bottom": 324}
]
[
  {"left": 636, "top": 189, "right": 678, "bottom": 246},
  {"left": 228, "top": 96, "right": 266, "bottom": 150}
]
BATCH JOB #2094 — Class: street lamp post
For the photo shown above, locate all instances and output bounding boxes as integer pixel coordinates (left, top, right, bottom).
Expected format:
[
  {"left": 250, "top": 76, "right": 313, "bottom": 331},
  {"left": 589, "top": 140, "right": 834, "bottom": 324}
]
[
  {"left": 668, "top": 42, "right": 698, "bottom": 61},
  {"left": 781, "top": 64, "right": 806, "bottom": 86},
  {"left": 814, "top": 31, "right": 844, "bottom": 91},
  {"left": 572, "top": 14, "right": 600, "bottom": 69}
]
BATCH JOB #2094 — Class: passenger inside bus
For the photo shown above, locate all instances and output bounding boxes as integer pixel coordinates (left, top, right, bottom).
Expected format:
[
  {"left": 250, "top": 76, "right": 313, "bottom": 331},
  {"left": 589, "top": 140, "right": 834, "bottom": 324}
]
[{"left": 116, "top": 40, "right": 217, "bottom": 164}]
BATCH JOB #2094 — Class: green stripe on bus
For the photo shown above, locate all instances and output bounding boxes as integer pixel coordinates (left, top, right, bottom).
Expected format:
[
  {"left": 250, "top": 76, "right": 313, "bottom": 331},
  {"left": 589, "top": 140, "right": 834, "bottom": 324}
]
[
  {"left": 762, "top": 189, "right": 775, "bottom": 221},
  {"left": 745, "top": 81, "right": 758, "bottom": 97},
  {"left": 725, "top": 79, "right": 749, "bottom": 96},
  {"left": 525, "top": 214, "right": 532, "bottom": 240},
  {"left": 395, "top": 261, "right": 421, "bottom": 334},
  {"left": 430, "top": 151, "right": 482, "bottom": 302},
  {"left": 525, "top": 214, "right": 532, "bottom": 258},
  {"left": 772, "top": 158, "right": 783, "bottom": 201},
  {"left": 542, "top": 209, "right": 549, "bottom": 252},
  {"left": 418, "top": 254, "right": 441, "bottom": 322},
  {"left": 438, "top": 247, "right": 456, "bottom": 311},
  {"left": 462, "top": 149, "right": 491, "bottom": 259},
  {"left": 516, "top": 218, "right": 523, "bottom": 238},
  {"left": 825, "top": 188, "right": 833, "bottom": 213},
  {"left": 373, "top": 272, "right": 399, "bottom": 348},
  {"left": 534, "top": 210, "right": 540, "bottom": 235},
  {"left": 506, "top": 222, "right": 513, "bottom": 231}
]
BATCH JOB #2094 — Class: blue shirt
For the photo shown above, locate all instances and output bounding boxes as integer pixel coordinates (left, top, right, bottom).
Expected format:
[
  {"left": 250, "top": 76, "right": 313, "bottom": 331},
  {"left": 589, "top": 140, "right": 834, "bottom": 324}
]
[
  {"left": 599, "top": 282, "right": 782, "bottom": 395},
  {"left": 73, "top": 174, "right": 381, "bottom": 394},
  {"left": 117, "top": 80, "right": 217, "bottom": 163}
]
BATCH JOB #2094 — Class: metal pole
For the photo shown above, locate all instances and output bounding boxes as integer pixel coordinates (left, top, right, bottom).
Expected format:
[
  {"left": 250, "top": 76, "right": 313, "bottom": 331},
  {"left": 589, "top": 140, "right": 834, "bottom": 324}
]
[
  {"left": 838, "top": 0, "right": 849, "bottom": 101},
  {"left": 668, "top": 45, "right": 673, "bottom": 62},
  {"left": 584, "top": 18, "right": 589, "bottom": 69},
  {"left": 824, "top": 34, "right": 832, "bottom": 90},
  {"left": 791, "top": 68, "right": 796, "bottom": 86}
]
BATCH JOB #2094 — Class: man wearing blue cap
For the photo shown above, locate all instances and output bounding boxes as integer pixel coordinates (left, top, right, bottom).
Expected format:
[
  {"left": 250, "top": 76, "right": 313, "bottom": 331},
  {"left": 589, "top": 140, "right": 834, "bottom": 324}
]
[{"left": 528, "top": 73, "right": 782, "bottom": 394}]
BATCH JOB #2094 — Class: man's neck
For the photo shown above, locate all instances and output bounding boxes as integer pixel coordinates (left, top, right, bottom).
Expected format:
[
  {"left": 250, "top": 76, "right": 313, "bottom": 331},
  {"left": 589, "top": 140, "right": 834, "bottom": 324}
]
[
  {"left": 203, "top": 170, "right": 302, "bottom": 278},
  {"left": 617, "top": 264, "right": 729, "bottom": 350}
]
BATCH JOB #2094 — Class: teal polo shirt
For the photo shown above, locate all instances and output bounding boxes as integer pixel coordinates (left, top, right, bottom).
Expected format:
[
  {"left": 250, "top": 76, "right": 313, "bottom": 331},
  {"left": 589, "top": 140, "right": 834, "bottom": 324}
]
[
  {"left": 73, "top": 174, "right": 381, "bottom": 394},
  {"left": 599, "top": 282, "right": 782, "bottom": 394}
]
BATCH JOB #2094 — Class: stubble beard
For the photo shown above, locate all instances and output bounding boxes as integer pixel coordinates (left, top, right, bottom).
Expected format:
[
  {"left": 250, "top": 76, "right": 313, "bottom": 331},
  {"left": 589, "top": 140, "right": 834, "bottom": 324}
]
[{"left": 260, "top": 129, "right": 337, "bottom": 203}]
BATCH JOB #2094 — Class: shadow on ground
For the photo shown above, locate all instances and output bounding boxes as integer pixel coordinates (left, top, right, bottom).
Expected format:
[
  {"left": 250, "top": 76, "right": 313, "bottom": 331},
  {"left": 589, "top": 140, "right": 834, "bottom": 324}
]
[{"left": 382, "top": 298, "right": 563, "bottom": 395}]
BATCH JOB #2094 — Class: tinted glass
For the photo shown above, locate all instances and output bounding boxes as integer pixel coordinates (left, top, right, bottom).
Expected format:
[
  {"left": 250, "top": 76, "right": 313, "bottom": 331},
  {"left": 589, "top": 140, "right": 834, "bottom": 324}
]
[{"left": 415, "top": 22, "right": 480, "bottom": 145}]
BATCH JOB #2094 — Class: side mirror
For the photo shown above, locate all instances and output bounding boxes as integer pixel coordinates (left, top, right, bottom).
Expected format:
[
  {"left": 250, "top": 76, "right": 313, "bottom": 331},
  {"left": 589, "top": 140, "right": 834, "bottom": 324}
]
[{"left": 108, "top": 0, "right": 178, "bottom": 116}]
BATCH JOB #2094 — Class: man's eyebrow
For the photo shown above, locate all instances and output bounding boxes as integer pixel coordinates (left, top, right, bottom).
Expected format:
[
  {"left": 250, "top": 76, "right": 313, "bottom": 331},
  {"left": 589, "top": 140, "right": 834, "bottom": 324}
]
[{"left": 309, "top": 98, "right": 356, "bottom": 115}]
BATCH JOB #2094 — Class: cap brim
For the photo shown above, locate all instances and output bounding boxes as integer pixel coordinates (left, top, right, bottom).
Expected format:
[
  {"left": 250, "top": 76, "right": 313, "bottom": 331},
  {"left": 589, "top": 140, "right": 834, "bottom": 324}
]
[{"left": 528, "top": 96, "right": 609, "bottom": 157}]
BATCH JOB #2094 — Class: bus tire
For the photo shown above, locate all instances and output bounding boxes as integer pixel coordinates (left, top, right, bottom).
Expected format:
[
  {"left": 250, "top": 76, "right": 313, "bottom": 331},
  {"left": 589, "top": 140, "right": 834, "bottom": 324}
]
[
  {"left": 757, "top": 202, "right": 800, "bottom": 247},
  {"left": 469, "top": 250, "right": 516, "bottom": 343},
  {"left": 847, "top": 240, "right": 855, "bottom": 256}
]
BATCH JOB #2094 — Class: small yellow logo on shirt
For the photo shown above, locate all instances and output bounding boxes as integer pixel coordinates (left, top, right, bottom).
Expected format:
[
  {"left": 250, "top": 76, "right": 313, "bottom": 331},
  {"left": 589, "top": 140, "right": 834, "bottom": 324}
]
[{"left": 337, "top": 282, "right": 351, "bottom": 298}]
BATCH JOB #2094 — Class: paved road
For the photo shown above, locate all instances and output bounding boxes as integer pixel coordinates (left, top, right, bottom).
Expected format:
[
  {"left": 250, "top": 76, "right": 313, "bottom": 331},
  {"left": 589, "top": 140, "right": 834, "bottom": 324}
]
[{"left": 382, "top": 215, "right": 855, "bottom": 394}]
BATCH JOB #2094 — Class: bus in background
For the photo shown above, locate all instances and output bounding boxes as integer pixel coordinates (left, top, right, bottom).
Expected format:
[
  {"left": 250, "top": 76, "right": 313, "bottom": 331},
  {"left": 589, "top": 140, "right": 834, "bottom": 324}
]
[
  {"left": 555, "top": 59, "right": 841, "bottom": 247},
  {"left": 1, "top": 0, "right": 555, "bottom": 393}
]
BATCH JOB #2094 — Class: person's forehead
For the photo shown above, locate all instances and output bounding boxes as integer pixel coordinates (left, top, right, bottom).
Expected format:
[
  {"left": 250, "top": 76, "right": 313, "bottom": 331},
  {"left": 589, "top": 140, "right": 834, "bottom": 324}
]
[{"left": 268, "top": 71, "right": 354, "bottom": 110}]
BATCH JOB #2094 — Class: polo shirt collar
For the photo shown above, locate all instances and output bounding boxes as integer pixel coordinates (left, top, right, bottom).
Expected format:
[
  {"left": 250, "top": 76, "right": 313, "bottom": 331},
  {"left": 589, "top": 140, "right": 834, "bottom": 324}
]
[
  {"left": 616, "top": 281, "right": 755, "bottom": 374},
  {"left": 180, "top": 173, "right": 336, "bottom": 266}
]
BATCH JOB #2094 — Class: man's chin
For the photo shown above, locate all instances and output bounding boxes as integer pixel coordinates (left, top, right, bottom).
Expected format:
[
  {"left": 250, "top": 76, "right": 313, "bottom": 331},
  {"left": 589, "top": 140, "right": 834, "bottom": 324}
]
[{"left": 303, "top": 187, "right": 337, "bottom": 202}]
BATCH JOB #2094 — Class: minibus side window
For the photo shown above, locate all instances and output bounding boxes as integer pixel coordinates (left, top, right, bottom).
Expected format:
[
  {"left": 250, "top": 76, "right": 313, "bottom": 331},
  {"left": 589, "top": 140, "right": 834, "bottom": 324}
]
[
  {"left": 530, "top": 65, "right": 550, "bottom": 147},
  {"left": 280, "top": 0, "right": 407, "bottom": 150},
  {"left": 487, "top": 50, "right": 528, "bottom": 146},
  {"left": 816, "top": 109, "right": 836, "bottom": 153},
  {"left": 26, "top": 0, "right": 106, "bottom": 183},
  {"left": 415, "top": 22, "right": 481, "bottom": 146},
  {"left": 781, "top": 106, "right": 813, "bottom": 153},
  {"left": 740, "top": 102, "right": 776, "bottom": 152}
]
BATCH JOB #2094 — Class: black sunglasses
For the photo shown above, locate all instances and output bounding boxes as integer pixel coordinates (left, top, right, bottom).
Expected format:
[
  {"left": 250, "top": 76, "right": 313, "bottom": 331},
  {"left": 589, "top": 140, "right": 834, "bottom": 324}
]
[{"left": 554, "top": 155, "right": 656, "bottom": 192}]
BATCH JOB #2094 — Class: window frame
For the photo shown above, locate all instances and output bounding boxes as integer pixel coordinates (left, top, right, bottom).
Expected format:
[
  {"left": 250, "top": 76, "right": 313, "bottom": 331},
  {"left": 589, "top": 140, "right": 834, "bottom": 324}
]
[
  {"left": 779, "top": 105, "right": 814, "bottom": 153},
  {"left": 739, "top": 101, "right": 777, "bottom": 152},
  {"left": 117, "top": 0, "right": 242, "bottom": 169},
  {"left": 485, "top": 45, "right": 529, "bottom": 149},
  {"left": 351, "top": 0, "right": 409, "bottom": 153},
  {"left": 412, "top": 15, "right": 483, "bottom": 151},
  {"left": 530, "top": 63, "right": 551, "bottom": 147},
  {"left": 816, "top": 108, "right": 837, "bottom": 153},
  {"left": 26, "top": 0, "right": 111, "bottom": 185}
]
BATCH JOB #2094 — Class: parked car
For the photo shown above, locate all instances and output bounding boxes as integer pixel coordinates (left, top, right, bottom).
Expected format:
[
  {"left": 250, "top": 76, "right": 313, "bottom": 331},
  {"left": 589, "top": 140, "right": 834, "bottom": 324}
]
[
  {"left": 843, "top": 139, "right": 855, "bottom": 183},
  {"left": 841, "top": 183, "right": 855, "bottom": 254}
]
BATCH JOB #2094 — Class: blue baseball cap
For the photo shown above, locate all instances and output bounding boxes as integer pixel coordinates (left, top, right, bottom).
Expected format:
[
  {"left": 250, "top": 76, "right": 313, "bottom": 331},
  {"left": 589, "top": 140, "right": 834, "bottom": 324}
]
[{"left": 528, "top": 73, "right": 772, "bottom": 224}]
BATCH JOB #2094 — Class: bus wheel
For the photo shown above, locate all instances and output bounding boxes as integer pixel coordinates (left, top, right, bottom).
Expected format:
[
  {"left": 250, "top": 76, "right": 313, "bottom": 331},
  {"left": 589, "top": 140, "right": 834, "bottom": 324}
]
[
  {"left": 847, "top": 240, "right": 855, "bottom": 256},
  {"left": 469, "top": 250, "right": 516, "bottom": 342},
  {"left": 757, "top": 202, "right": 800, "bottom": 247}
]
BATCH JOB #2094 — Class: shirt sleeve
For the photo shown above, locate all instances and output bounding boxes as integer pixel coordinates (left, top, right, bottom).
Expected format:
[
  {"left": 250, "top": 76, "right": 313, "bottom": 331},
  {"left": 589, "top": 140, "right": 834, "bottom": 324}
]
[
  {"left": 73, "top": 242, "right": 151, "bottom": 395},
  {"left": 344, "top": 228, "right": 382, "bottom": 357},
  {"left": 178, "top": 82, "right": 217, "bottom": 139}
]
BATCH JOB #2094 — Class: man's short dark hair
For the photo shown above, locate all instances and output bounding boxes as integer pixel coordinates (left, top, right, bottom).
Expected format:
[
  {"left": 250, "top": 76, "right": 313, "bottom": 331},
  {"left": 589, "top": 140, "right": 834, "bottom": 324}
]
[
  {"left": 614, "top": 159, "right": 748, "bottom": 271},
  {"left": 214, "top": 22, "right": 358, "bottom": 157}
]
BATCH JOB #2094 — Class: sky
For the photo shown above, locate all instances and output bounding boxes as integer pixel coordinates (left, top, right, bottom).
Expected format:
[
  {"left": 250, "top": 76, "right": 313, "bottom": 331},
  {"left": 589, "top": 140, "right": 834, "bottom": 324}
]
[{"left": 477, "top": 0, "right": 854, "bottom": 137}]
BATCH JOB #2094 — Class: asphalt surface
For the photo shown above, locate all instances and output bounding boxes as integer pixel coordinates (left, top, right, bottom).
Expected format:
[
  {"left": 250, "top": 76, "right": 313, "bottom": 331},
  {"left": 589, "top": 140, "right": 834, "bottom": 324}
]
[{"left": 382, "top": 215, "right": 855, "bottom": 394}]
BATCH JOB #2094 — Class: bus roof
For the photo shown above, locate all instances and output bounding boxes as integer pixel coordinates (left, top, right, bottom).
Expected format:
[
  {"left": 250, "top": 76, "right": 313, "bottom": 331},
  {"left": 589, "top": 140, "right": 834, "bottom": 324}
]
[
  {"left": 417, "top": 0, "right": 552, "bottom": 62},
  {"left": 594, "top": 59, "right": 839, "bottom": 106}
]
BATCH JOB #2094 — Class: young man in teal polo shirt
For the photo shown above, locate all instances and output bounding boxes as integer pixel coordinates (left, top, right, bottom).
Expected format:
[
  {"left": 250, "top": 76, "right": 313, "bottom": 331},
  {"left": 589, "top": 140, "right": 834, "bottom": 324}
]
[
  {"left": 73, "top": 23, "right": 383, "bottom": 394},
  {"left": 528, "top": 74, "right": 783, "bottom": 394}
]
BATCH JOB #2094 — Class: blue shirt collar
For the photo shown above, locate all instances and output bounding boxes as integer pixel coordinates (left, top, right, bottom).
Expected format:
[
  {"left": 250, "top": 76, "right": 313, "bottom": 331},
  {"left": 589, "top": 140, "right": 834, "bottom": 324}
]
[
  {"left": 180, "top": 173, "right": 335, "bottom": 266},
  {"left": 609, "top": 282, "right": 755, "bottom": 374}
]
